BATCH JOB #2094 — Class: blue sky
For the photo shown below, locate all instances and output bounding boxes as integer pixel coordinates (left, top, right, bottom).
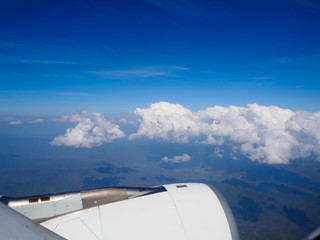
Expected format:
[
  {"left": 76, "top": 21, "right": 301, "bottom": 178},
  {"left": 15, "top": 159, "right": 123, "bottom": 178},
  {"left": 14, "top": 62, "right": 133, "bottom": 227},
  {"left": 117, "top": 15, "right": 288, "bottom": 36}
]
[{"left": 1, "top": 0, "right": 320, "bottom": 115}]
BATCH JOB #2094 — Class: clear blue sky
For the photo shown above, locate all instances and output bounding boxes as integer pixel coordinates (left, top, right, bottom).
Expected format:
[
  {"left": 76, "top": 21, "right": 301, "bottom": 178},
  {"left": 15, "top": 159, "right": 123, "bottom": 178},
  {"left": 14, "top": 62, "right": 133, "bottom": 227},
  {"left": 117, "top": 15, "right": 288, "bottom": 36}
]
[{"left": 1, "top": 0, "right": 320, "bottom": 116}]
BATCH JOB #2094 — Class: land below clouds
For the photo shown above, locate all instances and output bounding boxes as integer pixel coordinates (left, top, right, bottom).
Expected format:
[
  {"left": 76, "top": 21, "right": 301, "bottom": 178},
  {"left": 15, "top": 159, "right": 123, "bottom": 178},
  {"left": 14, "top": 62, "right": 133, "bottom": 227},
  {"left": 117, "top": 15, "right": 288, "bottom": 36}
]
[{"left": 0, "top": 134, "right": 320, "bottom": 240}]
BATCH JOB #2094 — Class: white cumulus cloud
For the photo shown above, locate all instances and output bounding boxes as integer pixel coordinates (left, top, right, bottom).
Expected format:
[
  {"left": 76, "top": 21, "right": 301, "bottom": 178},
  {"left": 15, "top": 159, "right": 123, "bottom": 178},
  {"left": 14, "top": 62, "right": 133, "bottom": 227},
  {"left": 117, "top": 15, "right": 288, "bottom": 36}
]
[
  {"left": 30, "top": 118, "right": 44, "bottom": 124},
  {"left": 10, "top": 120, "right": 23, "bottom": 125},
  {"left": 129, "top": 102, "right": 203, "bottom": 143},
  {"left": 118, "top": 118, "right": 138, "bottom": 125},
  {"left": 55, "top": 114, "right": 83, "bottom": 122},
  {"left": 213, "top": 147, "right": 224, "bottom": 159},
  {"left": 51, "top": 111, "right": 125, "bottom": 148},
  {"left": 130, "top": 102, "right": 320, "bottom": 164},
  {"left": 162, "top": 153, "right": 191, "bottom": 163}
]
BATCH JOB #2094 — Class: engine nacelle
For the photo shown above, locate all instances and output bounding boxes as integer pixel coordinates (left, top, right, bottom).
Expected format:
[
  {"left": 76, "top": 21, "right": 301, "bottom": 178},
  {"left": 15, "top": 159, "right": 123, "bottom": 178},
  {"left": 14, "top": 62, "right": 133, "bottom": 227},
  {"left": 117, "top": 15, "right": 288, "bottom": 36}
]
[{"left": 39, "top": 183, "right": 239, "bottom": 240}]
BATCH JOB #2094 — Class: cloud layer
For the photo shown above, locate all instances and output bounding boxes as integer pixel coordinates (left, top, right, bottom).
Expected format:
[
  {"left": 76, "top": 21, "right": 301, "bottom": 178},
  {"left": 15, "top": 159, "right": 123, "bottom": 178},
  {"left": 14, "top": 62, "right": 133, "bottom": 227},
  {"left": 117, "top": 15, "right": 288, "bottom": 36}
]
[
  {"left": 91, "top": 65, "right": 188, "bottom": 79},
  {"left": 130, "top": 102, "right": 320, "bottom": 164},
  {"left": 9, "top": 120, "right": 23, "bottom": 125},
  {"left": 162, "top": 153, "right": 191, "bottom": 163},
  {"left": 51, "top": 102, "right": 320, "bottom": 164},
  {"left": 51, "top": 111, "right": 125, "bottom": 148},
  {"left": 30, "top": 118, "right": 44, "bottom": 124}
]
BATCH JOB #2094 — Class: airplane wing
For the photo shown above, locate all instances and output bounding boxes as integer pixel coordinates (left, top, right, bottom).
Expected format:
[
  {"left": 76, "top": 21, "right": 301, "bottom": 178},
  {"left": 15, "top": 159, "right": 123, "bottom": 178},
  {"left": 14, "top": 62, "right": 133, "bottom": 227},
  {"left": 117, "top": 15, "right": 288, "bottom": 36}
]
[
  {"left": 0, "top": 201, "right": 65, "bottom": 240},
  {"left": 1, "top": 183, "right": 239, "bottom": 240}
]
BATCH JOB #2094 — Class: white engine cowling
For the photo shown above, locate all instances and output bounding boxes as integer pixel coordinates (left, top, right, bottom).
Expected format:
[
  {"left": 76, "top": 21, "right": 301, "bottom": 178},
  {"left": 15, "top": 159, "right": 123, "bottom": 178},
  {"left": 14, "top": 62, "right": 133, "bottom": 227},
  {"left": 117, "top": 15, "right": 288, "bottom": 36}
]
[{"left": 40, "top": 183, "right": 239, "bottom": 240}]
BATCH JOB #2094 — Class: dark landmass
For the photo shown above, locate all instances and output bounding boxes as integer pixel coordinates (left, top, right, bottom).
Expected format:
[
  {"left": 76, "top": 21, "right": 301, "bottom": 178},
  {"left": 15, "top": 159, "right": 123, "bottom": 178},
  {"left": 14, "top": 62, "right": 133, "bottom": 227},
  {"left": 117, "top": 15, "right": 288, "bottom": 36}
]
[
  {"left": 283, "top": 206, "right": 315, "bottom": 234},
  {"left": 223, "top": 178, "right": 311, "bottom": 196},
  {"left": 233, "top": 196, "right": 262, "bottom": 222},
  {"left": 94, "top": 162, "right": 136, "bottom": 174},
  {"left": 83, "top": 176, "right": 122, "bottom": 189}
]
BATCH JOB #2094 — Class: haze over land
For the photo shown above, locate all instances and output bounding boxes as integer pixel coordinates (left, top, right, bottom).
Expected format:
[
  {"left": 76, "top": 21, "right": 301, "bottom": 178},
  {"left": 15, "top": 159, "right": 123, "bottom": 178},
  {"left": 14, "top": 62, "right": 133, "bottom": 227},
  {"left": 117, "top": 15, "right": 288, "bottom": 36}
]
[{"left": 1, "top": 0, "right": 320, "bottom": 239}]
